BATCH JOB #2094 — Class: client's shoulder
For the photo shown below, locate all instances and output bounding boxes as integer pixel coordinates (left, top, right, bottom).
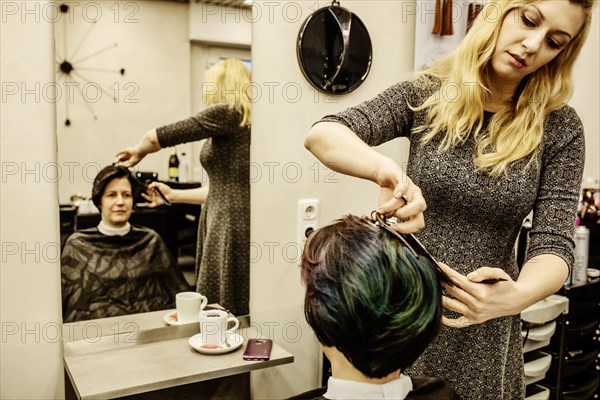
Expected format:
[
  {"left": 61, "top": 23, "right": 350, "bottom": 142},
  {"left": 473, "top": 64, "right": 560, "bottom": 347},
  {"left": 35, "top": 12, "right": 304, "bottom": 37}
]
[{"left": 64, "top": 227, "right": 100, "bottom": 242}]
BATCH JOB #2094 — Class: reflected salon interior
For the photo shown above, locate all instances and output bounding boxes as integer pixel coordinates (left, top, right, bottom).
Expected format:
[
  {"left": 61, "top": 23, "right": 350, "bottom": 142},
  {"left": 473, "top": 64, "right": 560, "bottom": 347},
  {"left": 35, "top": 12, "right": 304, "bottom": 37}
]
[{"left": 2, "top": 0, "right": 600, "bottom": 399}]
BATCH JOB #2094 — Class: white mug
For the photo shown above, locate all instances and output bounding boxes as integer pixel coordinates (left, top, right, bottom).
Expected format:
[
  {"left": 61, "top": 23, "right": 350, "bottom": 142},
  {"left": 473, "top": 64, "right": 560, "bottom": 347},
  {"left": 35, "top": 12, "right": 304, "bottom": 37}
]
[
  {"left": 199, "top": 309, "right": 240, "bottom": 346},
  {"left": 175, "top": 292, "right": 208, "bottom": 323}
]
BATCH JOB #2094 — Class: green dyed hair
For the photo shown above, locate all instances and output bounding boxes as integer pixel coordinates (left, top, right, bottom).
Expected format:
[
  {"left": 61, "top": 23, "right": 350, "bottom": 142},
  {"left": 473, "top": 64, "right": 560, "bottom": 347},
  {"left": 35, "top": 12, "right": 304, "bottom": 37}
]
[{"left": 301, "top": 215, "right": 443, "bottom": 378}]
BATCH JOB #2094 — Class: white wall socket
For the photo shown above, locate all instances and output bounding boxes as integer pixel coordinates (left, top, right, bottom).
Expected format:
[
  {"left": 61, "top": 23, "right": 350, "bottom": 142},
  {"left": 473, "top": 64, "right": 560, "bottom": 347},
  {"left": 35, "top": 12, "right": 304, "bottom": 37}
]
[{"left": 297, "top": 199, "right": 320, "bottom": 253}]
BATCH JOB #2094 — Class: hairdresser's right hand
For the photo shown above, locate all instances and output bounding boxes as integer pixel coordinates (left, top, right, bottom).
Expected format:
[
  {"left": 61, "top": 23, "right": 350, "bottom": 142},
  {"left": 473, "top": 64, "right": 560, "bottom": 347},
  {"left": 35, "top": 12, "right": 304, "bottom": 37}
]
[
  {"left": 141, "top": 182, "right": 172, "bottom": 208},
  {"left": 115, "top": 129, "right": 162, "bottom": 168},
  {"left": 375, "top": 158, "right": 426, "bottom": 234},
  {"left": 114, "top": 147, "right": 145, "bottom": 168}
]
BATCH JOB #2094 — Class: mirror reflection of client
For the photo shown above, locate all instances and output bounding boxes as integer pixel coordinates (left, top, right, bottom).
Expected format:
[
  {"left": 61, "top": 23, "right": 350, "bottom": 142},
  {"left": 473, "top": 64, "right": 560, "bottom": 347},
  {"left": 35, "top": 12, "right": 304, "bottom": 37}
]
[
  {"left": 61, "top": 165, "right": 190, "bottom": 322},
  {"left": 115, "top": 59, "right": 251, "bottom": 316},
  {"left": 291, "top": 215, "right": 460, "bottom": 400}
]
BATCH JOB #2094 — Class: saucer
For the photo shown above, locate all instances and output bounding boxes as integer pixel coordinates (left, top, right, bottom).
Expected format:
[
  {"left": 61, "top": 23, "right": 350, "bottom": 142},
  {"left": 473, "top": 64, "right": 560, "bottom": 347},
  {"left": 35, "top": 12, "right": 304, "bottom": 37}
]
[
  {"left": 188, "top": 332, "right": 244, "bottom": 355},
  {"left": 163, "top": 311, "right": 196, "bottom": 326}
]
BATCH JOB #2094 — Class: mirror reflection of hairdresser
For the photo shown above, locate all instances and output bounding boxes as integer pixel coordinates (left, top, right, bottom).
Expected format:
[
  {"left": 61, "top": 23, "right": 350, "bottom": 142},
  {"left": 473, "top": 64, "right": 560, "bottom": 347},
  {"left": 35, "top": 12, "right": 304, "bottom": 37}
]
[
  {"left": 116, "top": 59, "right": 251, "bottom": 316},
  {"left": 290, "top": 215, "right": 460, "bottom": 400},
  {"left": 305, "top": 0, "right": 596, "bottom": 398},
  {"left": 61, "top": 165, "right": 190, "bottom": 322}
]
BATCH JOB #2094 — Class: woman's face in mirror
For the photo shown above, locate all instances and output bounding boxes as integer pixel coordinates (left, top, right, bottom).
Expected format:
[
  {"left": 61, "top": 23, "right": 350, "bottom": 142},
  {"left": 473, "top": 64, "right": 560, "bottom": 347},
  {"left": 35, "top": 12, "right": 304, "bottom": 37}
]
[{"left": 99, "top": 178, "right": 133, "bottom": 228}]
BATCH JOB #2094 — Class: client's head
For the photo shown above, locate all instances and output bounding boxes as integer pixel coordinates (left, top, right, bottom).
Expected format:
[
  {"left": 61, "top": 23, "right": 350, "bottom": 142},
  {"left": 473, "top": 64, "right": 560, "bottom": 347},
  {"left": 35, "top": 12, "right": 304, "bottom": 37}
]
[
  {"left": 301, "top": 215, "right": 443, "bottom": 380},
  {"left": 91, "top": 165, "right": 139, "bottom": 228}
]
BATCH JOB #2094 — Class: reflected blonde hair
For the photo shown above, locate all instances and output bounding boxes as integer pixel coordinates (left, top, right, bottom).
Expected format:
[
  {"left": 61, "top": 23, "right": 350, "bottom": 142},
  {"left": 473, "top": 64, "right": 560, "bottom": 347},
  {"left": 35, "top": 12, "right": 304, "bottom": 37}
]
[
  {"left": 203, "top": 59, "right": 251, "bottom": 127},
  {"left": 413, "top": 0, "right": 595, "bottom": 176}
]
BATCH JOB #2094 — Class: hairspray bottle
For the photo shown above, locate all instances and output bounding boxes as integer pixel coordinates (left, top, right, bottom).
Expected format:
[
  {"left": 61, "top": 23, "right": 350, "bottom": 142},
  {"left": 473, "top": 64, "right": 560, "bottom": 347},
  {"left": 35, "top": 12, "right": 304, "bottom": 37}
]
[{"left": 572, "top": 225, "right": 590, "bottom": 285}]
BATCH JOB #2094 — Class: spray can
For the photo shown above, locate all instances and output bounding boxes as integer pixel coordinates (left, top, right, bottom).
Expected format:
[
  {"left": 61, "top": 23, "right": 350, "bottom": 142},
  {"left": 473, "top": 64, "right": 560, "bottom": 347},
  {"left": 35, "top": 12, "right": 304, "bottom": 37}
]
[{"left": 573, "top": 226, "right": 590, "bottom": 285}]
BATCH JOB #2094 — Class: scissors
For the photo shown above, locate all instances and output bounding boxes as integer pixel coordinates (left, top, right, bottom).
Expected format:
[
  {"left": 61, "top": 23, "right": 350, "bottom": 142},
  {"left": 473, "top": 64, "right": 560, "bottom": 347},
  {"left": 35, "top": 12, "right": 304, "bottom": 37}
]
[{"left": 371, "top": 212, "right": 506, "bottom": 284}]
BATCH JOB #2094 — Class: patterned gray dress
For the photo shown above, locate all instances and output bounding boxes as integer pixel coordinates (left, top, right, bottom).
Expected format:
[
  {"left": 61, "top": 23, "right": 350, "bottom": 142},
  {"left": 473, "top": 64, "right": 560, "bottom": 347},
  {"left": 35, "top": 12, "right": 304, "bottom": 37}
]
[
  {"left": 157, "top": 104, "right": 250, "bottom": 316},
  {"left": 320, "top": 78, "right": 584, "bottom": 399}
]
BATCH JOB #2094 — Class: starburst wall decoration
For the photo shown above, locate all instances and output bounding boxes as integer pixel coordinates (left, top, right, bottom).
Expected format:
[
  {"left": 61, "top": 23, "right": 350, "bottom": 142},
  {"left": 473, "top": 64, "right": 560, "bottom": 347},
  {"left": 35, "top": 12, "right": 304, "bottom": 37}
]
[{"left": 55, "top": 3, "right": 126, "bottom": 126}]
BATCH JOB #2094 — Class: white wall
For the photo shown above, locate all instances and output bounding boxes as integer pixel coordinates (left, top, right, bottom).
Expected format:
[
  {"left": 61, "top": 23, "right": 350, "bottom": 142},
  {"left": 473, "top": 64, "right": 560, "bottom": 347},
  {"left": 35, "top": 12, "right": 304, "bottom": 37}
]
[
  {"left": 1, "top": 1, "right": 63, "bottom": 398},
  {"left": 54, "top": 1, "right": 190, "bottom": 203},
  {"left": 571, "top": 5, "right": 600, "bottom": 182},
  {"left": 250, "top": 1, "right": 414, "bottom": 397},
  {"left": 189, "top": 1, "right": 252, "bottom": 47}
]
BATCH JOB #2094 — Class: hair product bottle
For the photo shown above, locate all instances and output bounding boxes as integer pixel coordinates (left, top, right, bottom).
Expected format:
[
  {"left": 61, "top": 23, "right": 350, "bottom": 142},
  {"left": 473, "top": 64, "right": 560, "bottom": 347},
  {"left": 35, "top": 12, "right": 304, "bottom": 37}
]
[{"left": 168, "top": 148, "right": 179, "bottom": 182}]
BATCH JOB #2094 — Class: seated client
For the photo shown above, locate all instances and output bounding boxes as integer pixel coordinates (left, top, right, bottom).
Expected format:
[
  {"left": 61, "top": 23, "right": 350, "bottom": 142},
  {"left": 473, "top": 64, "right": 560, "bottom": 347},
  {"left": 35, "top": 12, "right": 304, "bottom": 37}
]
[
  {"left": 61, "top": 165, "right": 190, "bottom": 322},
  {"left": 294, "top": 215, "right": 460, "bottom": 399}
]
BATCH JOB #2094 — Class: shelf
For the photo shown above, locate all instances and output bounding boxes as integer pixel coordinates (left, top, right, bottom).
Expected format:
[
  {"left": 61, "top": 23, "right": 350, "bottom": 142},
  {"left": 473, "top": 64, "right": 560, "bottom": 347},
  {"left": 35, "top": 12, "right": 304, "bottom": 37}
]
[
  {"left": 525, "top": 384, "right": 550, "bottom": 400},
  {"left": 523, "top": 321, "right": 556, "bottom": 353},
  {"left": 524, "top": 351, "right": 552, "bottom": 385},
  {"left": 521, "top": 295, "right": 569, "bottom": 324}
]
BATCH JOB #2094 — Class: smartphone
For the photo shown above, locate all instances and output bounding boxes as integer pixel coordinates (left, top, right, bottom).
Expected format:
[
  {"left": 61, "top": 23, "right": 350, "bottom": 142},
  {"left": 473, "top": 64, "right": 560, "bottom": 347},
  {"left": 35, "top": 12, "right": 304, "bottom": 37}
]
[{"left": 243, "top": 338, "right": 273, "bottom": 361}]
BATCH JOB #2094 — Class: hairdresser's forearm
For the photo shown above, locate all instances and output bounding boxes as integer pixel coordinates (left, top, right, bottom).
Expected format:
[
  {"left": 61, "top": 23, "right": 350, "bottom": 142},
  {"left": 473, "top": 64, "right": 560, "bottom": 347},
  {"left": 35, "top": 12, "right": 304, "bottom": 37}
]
[
  {"left": 170, "top": 186, "right": 208, "bottom": 205},
  {"left": 136, "top": 129, "right": 162, "bottom": 156},
  {"left": 305, "top": 122, "right": 392, "bottom": 183},
  {"left": 515, "top": 254, "right": 569, "bottom": 311}
]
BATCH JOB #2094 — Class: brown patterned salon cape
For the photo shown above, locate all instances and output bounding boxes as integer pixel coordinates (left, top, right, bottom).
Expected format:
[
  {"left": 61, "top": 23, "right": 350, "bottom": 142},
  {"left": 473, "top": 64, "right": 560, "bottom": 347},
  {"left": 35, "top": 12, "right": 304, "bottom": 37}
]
[{"left": 61, "top": 225, "right": 190, "bottom": 322}]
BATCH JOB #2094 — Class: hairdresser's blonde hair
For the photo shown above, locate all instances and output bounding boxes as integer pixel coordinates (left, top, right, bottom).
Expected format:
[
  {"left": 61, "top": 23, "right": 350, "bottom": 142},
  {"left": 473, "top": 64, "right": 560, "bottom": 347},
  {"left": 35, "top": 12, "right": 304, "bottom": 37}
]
[
  {"left": 203, "top": 59, "right": 251, "bottom": 127},
  {"left": 414, "top": 0, "right": 595, "bottom": 176}
]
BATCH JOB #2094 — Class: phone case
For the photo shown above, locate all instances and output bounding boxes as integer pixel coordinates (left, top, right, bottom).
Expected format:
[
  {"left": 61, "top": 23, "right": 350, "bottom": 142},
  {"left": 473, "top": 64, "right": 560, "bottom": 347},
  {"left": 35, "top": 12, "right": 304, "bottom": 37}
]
[{"left": 243, "top": 338, "right": 273, "bottom": 361}]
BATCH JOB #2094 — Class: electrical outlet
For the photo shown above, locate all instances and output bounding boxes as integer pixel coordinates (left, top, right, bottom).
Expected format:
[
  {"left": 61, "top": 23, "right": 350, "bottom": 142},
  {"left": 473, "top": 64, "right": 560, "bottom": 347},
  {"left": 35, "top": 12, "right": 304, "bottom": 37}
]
[{"left": 297, "top": 199, "right": 320, "bottom": 253}]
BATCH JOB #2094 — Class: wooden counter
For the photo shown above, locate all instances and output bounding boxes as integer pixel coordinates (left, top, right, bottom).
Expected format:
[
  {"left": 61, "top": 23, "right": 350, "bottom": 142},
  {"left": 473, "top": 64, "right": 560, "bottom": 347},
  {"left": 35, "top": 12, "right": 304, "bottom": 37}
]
[{"left": 63, "top": 309, "right": 294, "bottom": 399}]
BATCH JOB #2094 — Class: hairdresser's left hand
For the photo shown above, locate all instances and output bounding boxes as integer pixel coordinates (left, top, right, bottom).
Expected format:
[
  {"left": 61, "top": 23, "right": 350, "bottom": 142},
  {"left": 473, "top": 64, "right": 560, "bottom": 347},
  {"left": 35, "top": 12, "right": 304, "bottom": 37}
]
[
  {"left": 439, "top": 263, "right": 523, "bottom": 328},
  {"left": 141, "top": 182, "right": 173, "bottom": 207}
]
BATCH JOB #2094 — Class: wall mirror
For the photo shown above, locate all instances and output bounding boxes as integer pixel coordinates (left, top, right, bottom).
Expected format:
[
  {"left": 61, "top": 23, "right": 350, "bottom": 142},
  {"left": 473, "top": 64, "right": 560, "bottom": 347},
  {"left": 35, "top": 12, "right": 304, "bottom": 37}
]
[
  {"left": 297, "top": 0, "right": 372, "bottom": 94},
  {"left": 55, "top": 0, "right": 252, "bottom": 322}
]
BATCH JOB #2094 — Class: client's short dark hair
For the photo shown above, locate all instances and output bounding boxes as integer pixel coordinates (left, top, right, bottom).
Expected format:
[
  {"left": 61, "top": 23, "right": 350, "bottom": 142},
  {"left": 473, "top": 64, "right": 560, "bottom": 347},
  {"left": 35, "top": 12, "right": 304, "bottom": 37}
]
[
  {"left": 301, "top": 215, "right": 443, "bottom": 379},
  {"left": 91, "top": 165, "right": 139, "bottom": 209}
]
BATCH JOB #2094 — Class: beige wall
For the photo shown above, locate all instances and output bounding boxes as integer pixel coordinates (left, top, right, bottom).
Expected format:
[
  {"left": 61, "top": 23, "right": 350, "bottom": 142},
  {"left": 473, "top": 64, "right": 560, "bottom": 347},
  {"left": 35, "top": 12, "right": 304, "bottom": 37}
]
[
  {"left": 571, "top": 5, "right": 600, "bottom": 181},
  {"left": 54, "top": 1, "right": 190, "bottom": 203},
  {"left": 190, "top": 1, "right": 252, "bottom": 46},
  {"left": 1, "top": 1, "right": 63, "bottom": 398}
]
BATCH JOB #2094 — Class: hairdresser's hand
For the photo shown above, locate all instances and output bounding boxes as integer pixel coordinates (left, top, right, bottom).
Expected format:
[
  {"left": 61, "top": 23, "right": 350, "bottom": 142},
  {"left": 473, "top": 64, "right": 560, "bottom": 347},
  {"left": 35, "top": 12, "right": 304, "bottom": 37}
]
[
  {"left": 115, "top": 129, "right": 161, "bottom": 168},
  {"left": 141, "top": 182, "right": 172, "bottom": 208},
  {"left": 439, "top": 263, "right": 523, "bottom": 328},
  {"left": 114, "top": 147, "right": 145, "bottom": 168},
  {"left": 375, "top": 158, "right": 426, "bottom": 234}
]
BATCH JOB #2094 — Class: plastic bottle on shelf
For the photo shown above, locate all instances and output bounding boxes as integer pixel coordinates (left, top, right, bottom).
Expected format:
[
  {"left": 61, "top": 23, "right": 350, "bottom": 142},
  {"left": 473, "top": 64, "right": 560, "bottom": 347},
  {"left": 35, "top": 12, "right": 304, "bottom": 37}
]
[{"left": 179, "top": 152, "right": 190, "bottom": 183}]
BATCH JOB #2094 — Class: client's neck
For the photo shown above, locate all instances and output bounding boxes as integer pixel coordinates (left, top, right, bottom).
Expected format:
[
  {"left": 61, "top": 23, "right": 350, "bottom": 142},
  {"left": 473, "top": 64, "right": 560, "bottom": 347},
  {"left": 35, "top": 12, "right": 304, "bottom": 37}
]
[
  {"left": 98, "top": 220, "right": 131, "bottom": 236},
  {"left": 322, "top": 346, "right": 401, "bottom": 384}
]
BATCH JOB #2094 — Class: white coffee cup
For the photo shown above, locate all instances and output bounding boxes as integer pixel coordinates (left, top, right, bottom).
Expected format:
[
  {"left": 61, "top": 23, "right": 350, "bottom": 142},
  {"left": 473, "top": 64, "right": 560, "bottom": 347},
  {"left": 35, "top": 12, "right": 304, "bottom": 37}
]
[
  {"left": 199, "top": 309, "right": 240, "bottom": 346},
  {"left": 176, "top": 292, "right": 208, "bottom": 323}
]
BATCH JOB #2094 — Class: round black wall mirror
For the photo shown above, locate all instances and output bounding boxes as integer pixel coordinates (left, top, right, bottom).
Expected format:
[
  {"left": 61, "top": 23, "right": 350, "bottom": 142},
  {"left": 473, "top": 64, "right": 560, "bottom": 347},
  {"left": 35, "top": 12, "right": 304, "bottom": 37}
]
[{"left": 297, "top": 1, "right": 372, "bottom": 95}]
